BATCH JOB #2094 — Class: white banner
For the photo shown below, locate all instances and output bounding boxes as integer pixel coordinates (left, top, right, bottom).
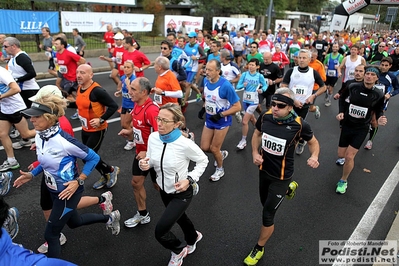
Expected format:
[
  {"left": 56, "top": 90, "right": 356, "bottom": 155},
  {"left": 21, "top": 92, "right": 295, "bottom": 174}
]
[
  {"left": 212, "top": 17, "right": 256, "bottom": 32},
  {"left": 342, "top": 0, "right": 368, "bottom": 15},
  {"left": 164, "top": 15, "right": 203, "bottom": 36},
  {"left": 274, "top": 20, "right": 291, "bottom": 32},
  {"left": 61, "top": 11, "right": 154, "bottom": 33},
  {"left": 330, "top": 14, "right": 348, "bottom": 32}
]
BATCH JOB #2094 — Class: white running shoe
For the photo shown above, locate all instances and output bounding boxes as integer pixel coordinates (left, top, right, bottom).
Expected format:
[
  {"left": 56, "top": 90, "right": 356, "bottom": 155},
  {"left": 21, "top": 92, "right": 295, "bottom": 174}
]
[
  {"left": 364, "top": 140, "right": 373, "bottom": 150},
  {"left": 106, "top": 210, "right": 121, "bottom": 235},
  {"left": 37, "top": 233, "right": 67, "bottom": 254},
  {"left": 124, "top": 141, "right": 136, "bottom": 150},
  {"left": 236, "top": 139, "right": 247, "bottom": 150},
  {"left": 124, "top": 211, "right": 151, "bottom": 228},
  {"left": 214, "top": 150, "right": 229, "bottom": 167},
  {"left": 235, "top": 111, "right": 242, "bottom": 123},
  {"left": 187, "top": 231, "right": 203, "bottom": 254},
  {"left": 9, "top": 129, "right": 20, "bottom": 139},
  {"left": 168, "top": 247, "right": 188, "bottom": 266},
  {"left": 99, "top": 191, "right": 113, "bottom": 215},
  {"left": 210, "top": 168, "right": 225, "bottom": 182},
  {"left": 12, "top": 139, "right": 32, "bottom": 150}
]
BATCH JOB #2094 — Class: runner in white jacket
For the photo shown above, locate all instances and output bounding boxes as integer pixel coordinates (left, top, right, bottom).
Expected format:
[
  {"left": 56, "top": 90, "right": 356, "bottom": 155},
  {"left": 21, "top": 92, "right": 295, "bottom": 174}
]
[{"left": 139, "top": 103, "right": 208, "bottom": 266}]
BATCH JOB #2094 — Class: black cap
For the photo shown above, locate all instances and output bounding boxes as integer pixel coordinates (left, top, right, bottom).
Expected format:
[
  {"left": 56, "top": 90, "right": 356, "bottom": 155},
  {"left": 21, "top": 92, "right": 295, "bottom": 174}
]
[{"left": 22, "top": 102, "right": 55, "bottom": 117}]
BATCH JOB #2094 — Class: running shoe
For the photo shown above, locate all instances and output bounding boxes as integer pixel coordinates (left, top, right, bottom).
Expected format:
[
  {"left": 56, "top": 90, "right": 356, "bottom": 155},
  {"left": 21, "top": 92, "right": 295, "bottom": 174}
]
[
  {"left": 187, "top": 231, "right": 203, "bottom": 254},
  {"left": 9, "top": 129, "right": 20, "bottom": 139},
  {"left": 12, "top": 139, "right": 32, "bottom": 150},
  {"left": 286, "top": 181, "right": 298, "bottom": 200},
  {"left": 0, "top": 171, "right": 13, "bottom": 196},
  {"left": 325, "top": 99, "right": 331, "bottom": 107},
  {"left": 214, "top": 150, "right": 229, "bottom": 167},
  {"left": 0, "top": 160, "right": 20, "bottom": 172},
  {"left": 168, "top": 247, "right": 188, "bottom": 266},
  {"left": 335, "top": 158, "right": 345, "bottom": 166},
  {"left": 93, "top": 176, "right": 107, "bottom": 190},
  {"left": 364, "top": 140, "right": 373, "bottom": 150},
  {"left": 99, "top": 191, "right": 113, "bottom": 215},
  {"left": 70, "top": 112, "right": 79, "bottom": 120},
  {"left": 244, "top": 247, "right": 264, "bottom": 266},
  {"left": 4, "top": 207, "right": 19, "bottom": 239},
  {"left": 210, "top": 168, "right": 225, "bottom": 182},
  {"left": 336, "top": 180, "right": 347, "bottom": 194},
  {"left": 106, "top": 166, "right": 119, "bottom": 188},
  {"left": 124, "top": 211, "right": 151, "bottom": 228},
  {"left": 295, "top": 141, "right": 307, "bottom": 155},
  {"left": 37, "top": 233, "right": 67, "bottom": 254},
  {"left": 124, "top": 141, "right": 136, "bottom": 151},
  {"left": 235, "top": 111, "right": 242, "bottom": 123},
  {"left": 315, "top": 106, "right": 321, "bottom": 119},
  {"left": 191, "top": 182, "right": 199, "bottom": 196},
  {"left": 188, "top": 132, "right": 195, "bottom": 142},
  {"left": 237, "top": 139, "right": 247, "bottom": 150},
  {"left": 106, "top": 210, "right": 121, "bottom": 235}
]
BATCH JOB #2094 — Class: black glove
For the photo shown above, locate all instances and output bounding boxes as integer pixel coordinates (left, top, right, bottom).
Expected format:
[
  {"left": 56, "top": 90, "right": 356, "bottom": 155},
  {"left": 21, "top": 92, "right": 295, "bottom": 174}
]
[
  {"left": 210, "top": 113, "right": 223, "bottom": 122},
  {"left": 198, "top": 107, "right": 205, "bottom": 119}
]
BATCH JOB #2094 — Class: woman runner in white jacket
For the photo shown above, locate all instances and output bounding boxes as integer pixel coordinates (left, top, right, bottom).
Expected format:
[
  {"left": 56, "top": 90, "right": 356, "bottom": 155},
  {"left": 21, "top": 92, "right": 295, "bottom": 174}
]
[{"left": 139, "top": 103, "right": 208, "bottom": 266}]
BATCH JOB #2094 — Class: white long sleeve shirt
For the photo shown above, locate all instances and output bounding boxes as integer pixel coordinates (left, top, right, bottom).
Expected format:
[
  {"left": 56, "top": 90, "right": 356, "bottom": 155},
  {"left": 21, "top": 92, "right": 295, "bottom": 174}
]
[{"left": 146, "top": 132, "right": 208, "bottom": 194}]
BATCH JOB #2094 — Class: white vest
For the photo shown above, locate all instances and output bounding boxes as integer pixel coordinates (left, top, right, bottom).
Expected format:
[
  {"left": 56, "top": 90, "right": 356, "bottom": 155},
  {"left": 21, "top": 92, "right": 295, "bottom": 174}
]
[
  {"left": 289, "top": 66, "right": 315, "bottom": 104},
  {"left": 343, "top": 55, "right": 362, "bottom": 83},
  {"left": 8, "top": 51, "right": 39, "bottom": 91}
]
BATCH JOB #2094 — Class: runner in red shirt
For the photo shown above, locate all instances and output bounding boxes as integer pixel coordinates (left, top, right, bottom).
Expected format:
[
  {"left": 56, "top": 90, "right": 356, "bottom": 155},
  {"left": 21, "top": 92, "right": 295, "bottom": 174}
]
[
  {"left": 54, "top": 37, "right": 85, "bottom": 101},
  {"left": 122, "top": 36, "right": 151, "bottom": 78},
  {"left": 99, "top": 33, "right": 125, "bottom": 85},
  {"left": 118, "top": 77, "right": 159, "bottom": 229},
  {"left": 102, "top": 24, "right": 115, "bottom": 70}
]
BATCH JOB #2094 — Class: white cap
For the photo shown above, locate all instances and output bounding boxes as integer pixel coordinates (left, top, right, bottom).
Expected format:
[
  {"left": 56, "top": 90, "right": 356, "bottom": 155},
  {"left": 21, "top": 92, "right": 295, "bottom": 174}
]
[
  {"left": 29, "top": 85, "right": 63, "bottom": 102},
  {"left": 113, "top": 33, "right": 124, "bottom": 40}
]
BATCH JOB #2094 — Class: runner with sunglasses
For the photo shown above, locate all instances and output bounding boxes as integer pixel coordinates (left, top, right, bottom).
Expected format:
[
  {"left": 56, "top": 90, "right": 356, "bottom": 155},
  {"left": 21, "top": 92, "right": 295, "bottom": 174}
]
[{"left": 244, "top": 87, "right": 320, "bottom": 266}]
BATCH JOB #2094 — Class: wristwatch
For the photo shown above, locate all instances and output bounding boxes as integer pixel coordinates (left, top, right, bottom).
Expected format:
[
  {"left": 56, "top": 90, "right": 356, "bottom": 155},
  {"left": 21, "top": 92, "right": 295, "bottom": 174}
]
[
  {"left": 76, "top": 177, "right": 84, "bottom": 185},
  {"left": 99, "top": 118, "right": 105, "bottom": 124},
  {"left": 187, "top": 176, "right": 195, "bottom": 185},
  {"left": 140, "top": 67, "right": 143, "bottom": 72}
]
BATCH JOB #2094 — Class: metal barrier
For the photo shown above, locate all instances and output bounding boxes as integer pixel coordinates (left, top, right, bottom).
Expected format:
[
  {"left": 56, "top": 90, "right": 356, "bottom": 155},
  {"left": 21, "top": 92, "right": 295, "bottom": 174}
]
[{"left": 14, "top": 32, "right": 164, "bottom": 53}]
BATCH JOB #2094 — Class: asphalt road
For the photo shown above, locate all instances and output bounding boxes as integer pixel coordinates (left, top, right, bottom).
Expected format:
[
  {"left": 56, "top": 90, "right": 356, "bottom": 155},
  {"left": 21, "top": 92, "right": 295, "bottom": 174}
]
[{"left": 4, "top": 69, "right": 399, "bottom": 266}]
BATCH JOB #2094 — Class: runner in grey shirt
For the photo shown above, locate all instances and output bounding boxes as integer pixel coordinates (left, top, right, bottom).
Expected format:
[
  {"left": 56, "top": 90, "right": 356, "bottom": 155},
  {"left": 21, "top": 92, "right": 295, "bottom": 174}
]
[{"left": 73, "top": 28, "right": 86, "bottom": 57}]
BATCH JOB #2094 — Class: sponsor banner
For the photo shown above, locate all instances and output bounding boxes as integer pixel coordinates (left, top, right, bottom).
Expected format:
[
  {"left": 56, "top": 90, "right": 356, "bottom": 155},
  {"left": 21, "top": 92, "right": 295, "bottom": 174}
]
[
  {"left": 164, "top": 15, "right": 204, "bottom": 36},
  {"left": 343, "top": 0, "right": 368, "bottom": 15},
  {"left": 370, "top": 0, "right": 399, "bottom": 4},
  {"left": 319, "top": 240, "right": 397, "bottom": 265},
  {"left": 330, "top": 14, "right": 349, "bottom": 31},
  {"left": 0, "top": 10, "right": 59, "bottom": 34},
  {"left": 212, "top": 17, "right": 256, "bottom": 32},
  {"left": 61, "top": 11, "right": 154, "bottom": 32},
  {"left": 275, "top": 20, "right": 291, "bottom": 32},
  {"left": 41, "top": 0, "right": 136, "bottom": 5}
]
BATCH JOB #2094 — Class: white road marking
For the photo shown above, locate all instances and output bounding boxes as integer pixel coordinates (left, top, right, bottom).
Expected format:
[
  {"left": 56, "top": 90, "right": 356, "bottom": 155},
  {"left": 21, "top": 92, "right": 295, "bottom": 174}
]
[{"left": 332, "top": 161, "right": 399, "bottom": 266}]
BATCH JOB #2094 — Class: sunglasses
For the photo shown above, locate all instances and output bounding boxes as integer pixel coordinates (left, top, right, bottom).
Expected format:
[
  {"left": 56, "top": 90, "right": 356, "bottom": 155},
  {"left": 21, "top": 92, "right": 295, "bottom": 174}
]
[
  {"left": 271, "top": 101, "right": 288, "bottom": 109},
  {"left": 160, "top": 47, "right": 169, "bottom": 50},
  {"left": 2, "top": 45, "right": 9, "bottom": 48},
  {"left": 379, "top": 46, "right": 385, "bottom": 47}
]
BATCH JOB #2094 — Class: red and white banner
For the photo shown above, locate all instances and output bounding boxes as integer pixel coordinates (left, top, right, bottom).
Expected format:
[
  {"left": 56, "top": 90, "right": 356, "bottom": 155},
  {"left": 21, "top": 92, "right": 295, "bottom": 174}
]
[
  {"left": 164, "top": 15, "right": 203, "bottom": 36},
  {"left": 342, "top": 0, "right": 368, "bottom": 15}
]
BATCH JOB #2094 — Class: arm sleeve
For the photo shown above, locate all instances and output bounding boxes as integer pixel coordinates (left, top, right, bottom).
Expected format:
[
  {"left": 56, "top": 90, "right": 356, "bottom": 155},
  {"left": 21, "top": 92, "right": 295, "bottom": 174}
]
[
  {"left": 81, "top": 149, "right": 100, "bottom": 177},
  {"left": 339, "top": 84, "right": 351, "bottom": 113},
  {"left": 89, "top": 87, "right": 118, "bottom": 120},
  {"left": 282, "top": 68, "right": 294, "bottom": 85},
  {"left": 300, "top": 119, "right": 314, "bottom": 142},
  {"left": 313, "top": 70, "right": 325, "bottom": 87},
  {"left": 186, "top": 141, "right": 209, "bottom": 182},
  {"left": 31, "top": 164, "right": 43, "bottom": 176},
  {"left": 236, "top": 73, "right": 246, "bottom": 89},
  {"left": 259, "top": 74, "right": 268, "bottom": 92},
  {"left": 14, "top": 54, "right": 36, "bottom": 82}
]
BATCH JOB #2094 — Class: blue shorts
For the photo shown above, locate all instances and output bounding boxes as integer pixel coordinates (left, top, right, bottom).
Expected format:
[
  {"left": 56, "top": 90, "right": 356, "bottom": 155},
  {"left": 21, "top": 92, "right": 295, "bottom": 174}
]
[
  {"left": 205, "top": 115, "right": 232, "bottom": 130},
  {"left": 186, "top": 71, "right": 197, "bottom": 83},
  {"left": 243, "top": 102, "right": 257, "bottom": 114}
]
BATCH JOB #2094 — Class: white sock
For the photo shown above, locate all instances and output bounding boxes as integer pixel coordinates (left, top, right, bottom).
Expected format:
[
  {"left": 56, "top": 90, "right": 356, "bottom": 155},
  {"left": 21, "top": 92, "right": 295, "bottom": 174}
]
[{"left": 7, "top": 157, "right": 17, "bottom": 164}]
